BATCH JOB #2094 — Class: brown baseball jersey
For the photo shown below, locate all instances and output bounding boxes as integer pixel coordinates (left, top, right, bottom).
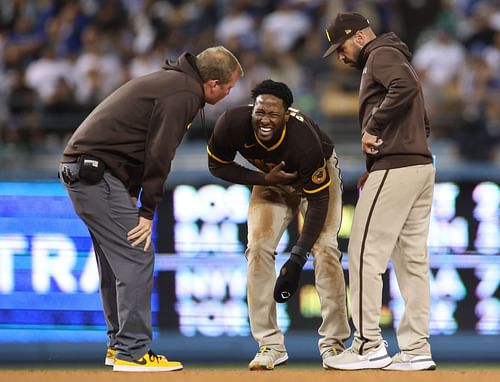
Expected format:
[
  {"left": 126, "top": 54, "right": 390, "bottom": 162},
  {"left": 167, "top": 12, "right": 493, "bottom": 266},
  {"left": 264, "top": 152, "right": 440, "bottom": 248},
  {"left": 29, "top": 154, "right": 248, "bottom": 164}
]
[{"left": 207, "top": 105, "right": 335, "bottom": 251}]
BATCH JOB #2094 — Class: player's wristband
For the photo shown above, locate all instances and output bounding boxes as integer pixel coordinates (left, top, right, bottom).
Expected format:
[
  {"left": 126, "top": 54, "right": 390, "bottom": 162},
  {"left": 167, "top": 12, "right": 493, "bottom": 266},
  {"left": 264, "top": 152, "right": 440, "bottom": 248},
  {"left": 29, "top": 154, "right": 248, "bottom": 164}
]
[{"left": 290, "top": 245, "right": 310, "bottom": 267}]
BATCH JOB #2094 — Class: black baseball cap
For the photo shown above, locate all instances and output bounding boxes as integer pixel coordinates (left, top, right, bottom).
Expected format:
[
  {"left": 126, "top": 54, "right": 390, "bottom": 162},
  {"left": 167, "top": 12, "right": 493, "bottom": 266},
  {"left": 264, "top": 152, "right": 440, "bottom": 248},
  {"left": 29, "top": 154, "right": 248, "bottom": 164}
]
[{"left": 322, "top": 12, "right": 370, "bottom": 58}]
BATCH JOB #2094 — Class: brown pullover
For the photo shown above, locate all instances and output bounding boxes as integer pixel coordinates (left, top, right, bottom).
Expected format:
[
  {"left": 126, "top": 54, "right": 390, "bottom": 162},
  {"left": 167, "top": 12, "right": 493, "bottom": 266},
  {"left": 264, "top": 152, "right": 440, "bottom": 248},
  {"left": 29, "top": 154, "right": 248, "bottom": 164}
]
[
  {"left": 62, "top": 53, "right": 205, "bottom": 219},
  {"left": 357, "top": 32, "right": 433, "bottom": 172}
]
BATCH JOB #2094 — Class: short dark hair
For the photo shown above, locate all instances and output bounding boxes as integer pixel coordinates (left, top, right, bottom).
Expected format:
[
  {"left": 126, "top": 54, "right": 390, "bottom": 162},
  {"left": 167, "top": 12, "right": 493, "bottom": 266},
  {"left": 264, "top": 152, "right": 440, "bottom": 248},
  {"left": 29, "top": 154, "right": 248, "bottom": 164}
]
[{"left": 251, "top": 79, "right": 294, "bottom": 109}]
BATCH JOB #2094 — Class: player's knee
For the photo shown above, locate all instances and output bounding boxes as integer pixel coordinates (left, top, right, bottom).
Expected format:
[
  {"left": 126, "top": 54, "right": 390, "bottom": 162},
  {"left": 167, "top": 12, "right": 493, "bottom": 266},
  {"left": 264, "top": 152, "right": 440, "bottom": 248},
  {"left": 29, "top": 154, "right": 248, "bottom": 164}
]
[
  {"left": 312, "top": 242, "right": 341, "bottom": 260},
  {"left": 244, "top": 241, "right": 276, "bottom": 261}
]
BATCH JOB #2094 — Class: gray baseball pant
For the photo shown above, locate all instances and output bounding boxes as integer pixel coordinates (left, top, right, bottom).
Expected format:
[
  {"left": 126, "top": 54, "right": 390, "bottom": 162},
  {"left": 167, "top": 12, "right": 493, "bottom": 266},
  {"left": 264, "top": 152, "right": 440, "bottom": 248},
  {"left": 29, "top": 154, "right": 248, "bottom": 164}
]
[{"left": 61, "top": 169, "right": 153, "bottom": 361}]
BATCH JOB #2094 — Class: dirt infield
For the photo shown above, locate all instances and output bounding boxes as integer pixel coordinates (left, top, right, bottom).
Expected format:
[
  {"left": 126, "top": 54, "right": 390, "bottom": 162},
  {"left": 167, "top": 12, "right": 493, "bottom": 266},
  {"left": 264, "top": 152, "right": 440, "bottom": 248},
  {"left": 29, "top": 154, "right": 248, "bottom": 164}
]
[{"left": 1, "top": 370, "right": 499, "bottom": 382}]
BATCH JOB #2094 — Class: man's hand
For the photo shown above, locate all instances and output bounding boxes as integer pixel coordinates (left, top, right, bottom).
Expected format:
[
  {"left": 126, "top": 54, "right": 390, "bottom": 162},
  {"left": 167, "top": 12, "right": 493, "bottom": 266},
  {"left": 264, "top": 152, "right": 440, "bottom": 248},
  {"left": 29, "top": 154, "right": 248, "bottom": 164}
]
[
  {"left": 274, "top": 246, "right": 309, "bottom": 303},
  {"left": 127, "top": 216, "right": 153, "bottom": 251},
  {"left": 264, "top": 161, "right": 298, "bottom": 185},
  {"left": 362, "top": 132, "right": 383, "bottom": 155}
]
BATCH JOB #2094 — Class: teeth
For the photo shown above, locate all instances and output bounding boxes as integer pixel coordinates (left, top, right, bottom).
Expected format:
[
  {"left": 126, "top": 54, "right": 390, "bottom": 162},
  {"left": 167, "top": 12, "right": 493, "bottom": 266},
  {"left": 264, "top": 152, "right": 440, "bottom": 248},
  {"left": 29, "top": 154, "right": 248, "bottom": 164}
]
[{"left": 260, "top": 127, "right": 271, "bottom": 132}]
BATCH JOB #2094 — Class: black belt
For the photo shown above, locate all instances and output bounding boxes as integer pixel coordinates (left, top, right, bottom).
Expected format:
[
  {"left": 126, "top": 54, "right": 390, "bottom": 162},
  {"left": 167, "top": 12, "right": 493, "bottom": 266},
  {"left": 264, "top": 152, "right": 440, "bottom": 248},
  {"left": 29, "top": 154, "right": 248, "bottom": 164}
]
[{"left": 59, "top": 162, "right": 80, "bottom": 185}]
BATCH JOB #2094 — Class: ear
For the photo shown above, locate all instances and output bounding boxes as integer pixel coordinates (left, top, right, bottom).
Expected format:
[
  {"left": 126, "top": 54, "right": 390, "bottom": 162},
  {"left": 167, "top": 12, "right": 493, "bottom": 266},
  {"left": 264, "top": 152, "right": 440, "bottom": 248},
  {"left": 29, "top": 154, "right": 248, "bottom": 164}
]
[
  {"left": 284, "top": 109, "right": 290, "bottom": 122},
  {"left": 204, "top": 79, "right": 217, "bottom": 90},
  {"left": 203, "top": 80, "right": 215, "bottom": 97},
  {"left": 354, "top": 30, "right": 366, "bottom": 46}
]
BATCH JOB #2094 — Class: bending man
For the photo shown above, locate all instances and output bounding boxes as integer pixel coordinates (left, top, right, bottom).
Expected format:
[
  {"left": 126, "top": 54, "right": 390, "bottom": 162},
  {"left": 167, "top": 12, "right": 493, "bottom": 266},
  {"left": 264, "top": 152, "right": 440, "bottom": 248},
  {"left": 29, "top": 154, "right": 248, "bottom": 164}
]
[{"left": 207, "top": 79, "right": 350, "bottom": 370}]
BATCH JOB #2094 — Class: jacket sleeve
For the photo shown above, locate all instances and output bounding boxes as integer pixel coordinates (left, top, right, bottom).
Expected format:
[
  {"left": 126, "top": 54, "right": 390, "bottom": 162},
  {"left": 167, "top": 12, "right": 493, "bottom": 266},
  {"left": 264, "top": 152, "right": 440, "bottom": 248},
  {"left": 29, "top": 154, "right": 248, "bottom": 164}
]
[
  {"left": 208, "top": 156, "right": 270, "bottom": 185},
  {"left": 296, "top": 189, "right": 329, "bottom": 251},
  {"left": 295, "top": 143, "right": 330, "bottom": 252},
  {"left": 365, "top": 48, "right": 420, "bottom": 135},
  {"left": 140, "top": 91, "right": 200, "bottom": 219}
]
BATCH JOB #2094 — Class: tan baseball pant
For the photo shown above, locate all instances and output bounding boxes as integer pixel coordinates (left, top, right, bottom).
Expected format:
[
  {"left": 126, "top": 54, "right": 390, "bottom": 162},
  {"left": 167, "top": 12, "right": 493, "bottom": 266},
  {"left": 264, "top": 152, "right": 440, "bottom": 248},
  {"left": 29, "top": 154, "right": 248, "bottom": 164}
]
[
  {"left": 348, "top": 163, "right": 435, "bottom": 355},
  {"left": 245, "top": 153, "right": 351, "bottom": 355}
]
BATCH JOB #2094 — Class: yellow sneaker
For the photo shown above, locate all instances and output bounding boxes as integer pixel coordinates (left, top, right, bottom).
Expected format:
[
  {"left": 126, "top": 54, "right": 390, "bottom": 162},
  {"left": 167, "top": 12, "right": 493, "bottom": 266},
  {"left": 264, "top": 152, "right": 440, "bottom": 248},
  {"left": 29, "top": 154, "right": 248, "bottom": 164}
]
[
  {"left": 113, "top": 350, "right": 183, "bottom": 372},
  {"left": 105, "top": 347, "right": 116, "bottom": 366}
]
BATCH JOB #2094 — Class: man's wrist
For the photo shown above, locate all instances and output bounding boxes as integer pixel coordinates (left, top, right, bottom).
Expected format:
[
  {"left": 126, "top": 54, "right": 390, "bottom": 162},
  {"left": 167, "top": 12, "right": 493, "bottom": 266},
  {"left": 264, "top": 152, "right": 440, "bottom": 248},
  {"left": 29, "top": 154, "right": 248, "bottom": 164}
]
[{"left": 290, "top": 245, "right": 310, "bottom": 267}]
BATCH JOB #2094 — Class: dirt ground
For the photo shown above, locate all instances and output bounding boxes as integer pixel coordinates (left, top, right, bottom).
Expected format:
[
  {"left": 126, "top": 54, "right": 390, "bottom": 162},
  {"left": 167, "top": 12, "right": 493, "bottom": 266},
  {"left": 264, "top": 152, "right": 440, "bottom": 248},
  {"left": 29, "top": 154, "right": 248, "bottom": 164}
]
[{"left": 1, "top": 370, "right": 499, "bottom": 382}]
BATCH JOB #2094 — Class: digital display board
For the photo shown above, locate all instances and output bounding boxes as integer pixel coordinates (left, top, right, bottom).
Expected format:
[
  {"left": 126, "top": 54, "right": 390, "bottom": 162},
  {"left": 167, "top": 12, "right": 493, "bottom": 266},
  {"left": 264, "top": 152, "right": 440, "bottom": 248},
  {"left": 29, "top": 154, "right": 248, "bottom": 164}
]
[
  {"left": 0, "top": 180, "right": 498, "bottom": 343},
  {"left": 0, "top": 182, "right": 159, "bottom": 342},
  {"left": 155, "top": 181, "right": 499, "bottom": 337}
]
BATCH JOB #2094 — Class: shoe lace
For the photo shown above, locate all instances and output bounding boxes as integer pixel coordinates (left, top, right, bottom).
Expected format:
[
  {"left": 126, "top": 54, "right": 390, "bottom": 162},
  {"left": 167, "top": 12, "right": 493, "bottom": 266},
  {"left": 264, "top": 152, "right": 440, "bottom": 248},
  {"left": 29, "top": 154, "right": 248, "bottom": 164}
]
[
  {"left": 257, "top": 347, "right": 271, "bottom": 355},
  {"left": 327, "top": 348, "right": 339, "bottom": 356},
  {"left": 147, "top": 350, "right": 163, "bottom": 364}
]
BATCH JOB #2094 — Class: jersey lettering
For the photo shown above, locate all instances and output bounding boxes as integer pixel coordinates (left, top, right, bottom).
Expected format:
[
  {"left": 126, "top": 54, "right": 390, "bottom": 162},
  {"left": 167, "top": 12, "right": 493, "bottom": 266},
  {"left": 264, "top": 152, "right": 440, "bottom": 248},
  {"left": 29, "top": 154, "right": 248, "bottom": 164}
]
[{"left": 288, "top": 107, "right": 304, "bottom": 122}]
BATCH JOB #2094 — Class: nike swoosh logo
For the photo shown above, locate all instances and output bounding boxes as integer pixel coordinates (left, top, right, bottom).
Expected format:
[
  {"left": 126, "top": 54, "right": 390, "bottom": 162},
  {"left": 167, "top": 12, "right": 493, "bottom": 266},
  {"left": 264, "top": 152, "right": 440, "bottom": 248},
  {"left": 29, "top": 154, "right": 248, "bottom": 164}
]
[
  {"left": 132, "top": 357, "right": 147, "bottom": 365},
  {"left": 244, "top": 143, "right": 256, "bottom": 148}
]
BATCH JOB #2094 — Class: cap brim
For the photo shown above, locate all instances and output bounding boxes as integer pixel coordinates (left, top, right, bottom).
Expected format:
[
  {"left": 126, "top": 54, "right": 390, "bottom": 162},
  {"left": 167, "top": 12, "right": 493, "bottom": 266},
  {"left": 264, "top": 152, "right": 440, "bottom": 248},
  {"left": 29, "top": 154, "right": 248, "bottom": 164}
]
[{"left": 322, "top": 42, "right": 341, "bottom": 58}]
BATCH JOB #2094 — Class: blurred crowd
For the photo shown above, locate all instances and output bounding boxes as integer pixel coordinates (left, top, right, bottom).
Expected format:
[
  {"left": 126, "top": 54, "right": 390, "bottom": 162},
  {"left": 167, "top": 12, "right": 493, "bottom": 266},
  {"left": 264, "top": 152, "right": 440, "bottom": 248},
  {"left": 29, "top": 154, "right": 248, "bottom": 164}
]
[{"left": 0, "top": 0, "right": 499, "bottom": 163}]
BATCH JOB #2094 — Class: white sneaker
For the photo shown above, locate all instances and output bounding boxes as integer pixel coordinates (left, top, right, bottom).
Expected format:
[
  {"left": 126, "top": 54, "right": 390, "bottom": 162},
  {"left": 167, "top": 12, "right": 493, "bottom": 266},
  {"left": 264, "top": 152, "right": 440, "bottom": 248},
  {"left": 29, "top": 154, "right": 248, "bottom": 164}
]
[
  {"left": 383, "top": 352, "right": 436, "bottom": 371},
  {"left": 322, "top": 347, "right": 343, "bottom": 369},
  {"left": 248, "top": 347, "right": 288, "bottom": 370},
  {"left": 324, "top": 341, "right": 391, "bottom": 370}
]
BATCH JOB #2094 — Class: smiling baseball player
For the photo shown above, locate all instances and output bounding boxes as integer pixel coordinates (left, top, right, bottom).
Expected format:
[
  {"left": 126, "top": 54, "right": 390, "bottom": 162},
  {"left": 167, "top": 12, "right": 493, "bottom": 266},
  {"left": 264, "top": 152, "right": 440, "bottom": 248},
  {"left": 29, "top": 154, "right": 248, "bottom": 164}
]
[{"left": 207, "top": 79, "right": 350, "bottom": 370}]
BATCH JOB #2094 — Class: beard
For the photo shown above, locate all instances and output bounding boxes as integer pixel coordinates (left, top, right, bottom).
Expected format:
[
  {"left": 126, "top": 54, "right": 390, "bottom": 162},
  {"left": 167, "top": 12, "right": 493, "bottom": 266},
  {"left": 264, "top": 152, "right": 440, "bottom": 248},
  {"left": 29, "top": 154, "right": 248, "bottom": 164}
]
[
  {"left": 344, "top": 43, "right": 362, "bottom": 69},
  {"left": 343, "top": 58, "right": 357, "bottom": 67}
]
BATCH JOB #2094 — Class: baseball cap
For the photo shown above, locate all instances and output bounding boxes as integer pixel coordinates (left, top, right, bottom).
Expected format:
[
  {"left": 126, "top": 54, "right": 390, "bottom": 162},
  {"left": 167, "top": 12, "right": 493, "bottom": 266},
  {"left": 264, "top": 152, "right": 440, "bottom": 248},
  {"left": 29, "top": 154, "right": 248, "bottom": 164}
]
[{"left": 322, "top": 12, "right": 370, "bottom": 58}]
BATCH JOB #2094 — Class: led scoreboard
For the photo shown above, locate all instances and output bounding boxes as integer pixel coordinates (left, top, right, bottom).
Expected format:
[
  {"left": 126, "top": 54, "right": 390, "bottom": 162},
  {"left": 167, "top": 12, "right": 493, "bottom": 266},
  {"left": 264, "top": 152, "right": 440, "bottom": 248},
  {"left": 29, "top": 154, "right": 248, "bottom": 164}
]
[
  {"left": 0, "top": 182, "right": 160, "bottom": 342},
  {"left": 155, "top": 181, "right": 499, "bottom": 337},
  {"left": 0, "top": 180, "right": 498, "bottom": 343}
]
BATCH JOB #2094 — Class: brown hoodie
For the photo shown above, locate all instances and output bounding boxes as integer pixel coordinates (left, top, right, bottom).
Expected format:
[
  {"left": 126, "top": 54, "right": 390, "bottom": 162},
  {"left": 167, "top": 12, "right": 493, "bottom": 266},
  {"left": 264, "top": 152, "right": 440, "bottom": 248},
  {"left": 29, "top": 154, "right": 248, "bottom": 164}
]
[
  {"left": 357, "top": 32, "right": 433, "bottom": 172},
  {"left": 62, "top": 53, "right": 205, "bottom": 219}
]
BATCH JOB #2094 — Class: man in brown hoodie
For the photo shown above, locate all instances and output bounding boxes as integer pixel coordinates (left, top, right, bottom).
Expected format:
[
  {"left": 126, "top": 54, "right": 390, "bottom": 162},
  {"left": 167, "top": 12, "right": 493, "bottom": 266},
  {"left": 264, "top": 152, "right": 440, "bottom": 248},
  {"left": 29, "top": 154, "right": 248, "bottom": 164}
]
[
  {"left": 322, "top": 13, "right": 436, "bottom": 371},
  {"left": 59, "top": 46, "right": 242, "bottom": 372}
]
